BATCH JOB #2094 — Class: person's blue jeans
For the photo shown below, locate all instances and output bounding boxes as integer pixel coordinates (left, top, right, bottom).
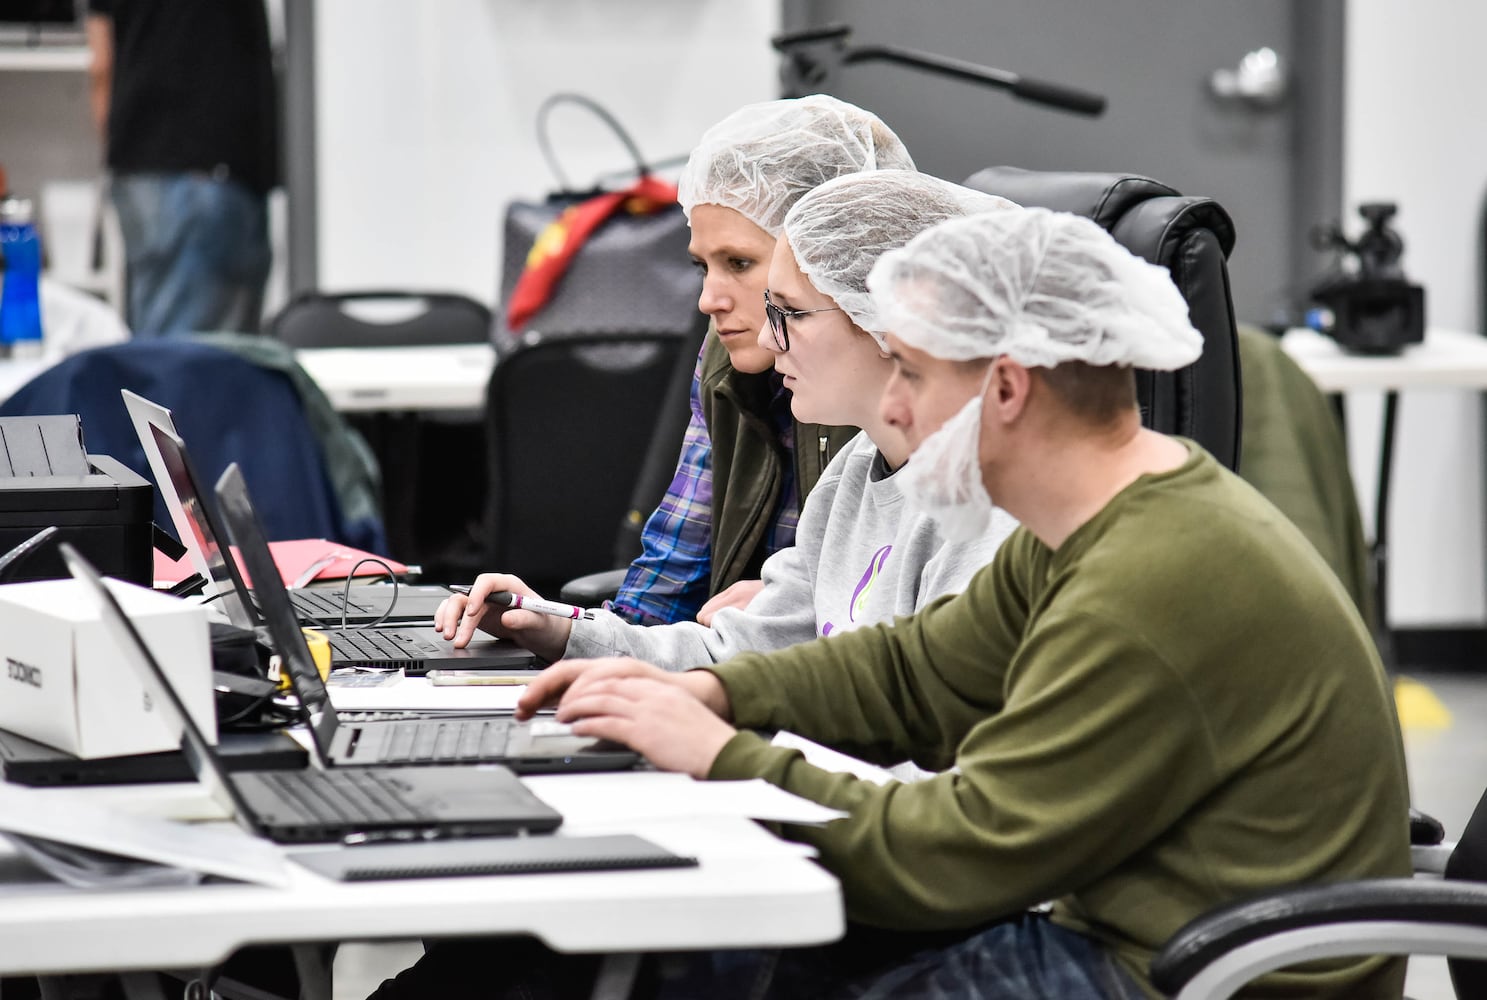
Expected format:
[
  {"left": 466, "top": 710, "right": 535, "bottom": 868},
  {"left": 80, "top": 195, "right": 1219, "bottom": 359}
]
[
  {"left": 110, "top": 172, "right": 271, "bottom": 338},
  {"left": 658, "top": 914, "right": 1145, "bottom": 1000},
  {"left": 368, "top": 914, "right": 1145, "bottom": 1000}
]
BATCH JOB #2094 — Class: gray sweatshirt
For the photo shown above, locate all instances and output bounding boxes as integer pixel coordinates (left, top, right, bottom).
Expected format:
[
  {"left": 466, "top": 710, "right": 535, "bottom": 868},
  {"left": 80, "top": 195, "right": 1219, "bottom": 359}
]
[{"left": 565, "top": 432, "right": 1018, "bottom": 669}]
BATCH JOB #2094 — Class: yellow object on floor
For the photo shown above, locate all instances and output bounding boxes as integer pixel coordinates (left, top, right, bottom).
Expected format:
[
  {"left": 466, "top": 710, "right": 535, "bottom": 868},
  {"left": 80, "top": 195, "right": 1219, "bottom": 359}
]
[{"left": 1395, "top": 676, "right": 1453, "bottom": 730}]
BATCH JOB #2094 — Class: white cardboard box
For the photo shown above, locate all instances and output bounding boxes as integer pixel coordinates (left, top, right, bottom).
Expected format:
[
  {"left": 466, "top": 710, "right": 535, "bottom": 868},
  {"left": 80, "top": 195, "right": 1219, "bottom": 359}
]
[{"left": 0, "top": 578, "right": 214, "bottom": 758}]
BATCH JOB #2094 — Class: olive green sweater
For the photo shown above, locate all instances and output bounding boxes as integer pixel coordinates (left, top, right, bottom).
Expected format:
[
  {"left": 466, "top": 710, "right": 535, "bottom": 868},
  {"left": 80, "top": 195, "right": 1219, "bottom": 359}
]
[{"left": 708, "top": 442, "right": 1410, "bottom": 998}]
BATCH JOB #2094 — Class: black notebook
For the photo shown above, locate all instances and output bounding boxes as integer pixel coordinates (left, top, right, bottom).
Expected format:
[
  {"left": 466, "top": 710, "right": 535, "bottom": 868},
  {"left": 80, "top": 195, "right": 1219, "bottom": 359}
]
[
  {"left": 0, "top": 727, "right": 308, "bottom": 787},
  {"left": 287, "top": 834, "right": 695, "bottom": 882}
]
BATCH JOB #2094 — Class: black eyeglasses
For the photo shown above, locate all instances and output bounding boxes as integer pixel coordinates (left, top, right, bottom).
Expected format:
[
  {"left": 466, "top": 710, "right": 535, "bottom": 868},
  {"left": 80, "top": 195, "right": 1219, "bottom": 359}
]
[{"left": 764, "top": 289, "right": 842, "bottom": 352}]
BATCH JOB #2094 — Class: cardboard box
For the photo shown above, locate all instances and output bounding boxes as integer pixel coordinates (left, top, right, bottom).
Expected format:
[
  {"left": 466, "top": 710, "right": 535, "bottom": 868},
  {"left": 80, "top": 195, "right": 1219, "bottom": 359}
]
[{"left": 0, "top": 578, "right": 214, "bottom": 758}]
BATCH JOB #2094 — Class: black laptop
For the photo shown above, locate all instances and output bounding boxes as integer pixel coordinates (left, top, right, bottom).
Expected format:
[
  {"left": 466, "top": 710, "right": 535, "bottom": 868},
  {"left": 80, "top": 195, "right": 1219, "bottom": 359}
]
[
  {"left": 59, "top": 542, "right": 564, "bottom": 845},
  {"left": 146, "top": 419, "right": 536, "bottom": 675},
  {"left": 215, "top": 463, "right": 641, "bottom": 775},
  {"left": 123, "top": 389, "right": 455, "bottom": 627}
]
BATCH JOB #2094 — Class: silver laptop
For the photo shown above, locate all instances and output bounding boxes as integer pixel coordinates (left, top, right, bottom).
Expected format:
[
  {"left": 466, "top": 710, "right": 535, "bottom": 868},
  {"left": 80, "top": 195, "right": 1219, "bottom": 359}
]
[
  {"left": 122, "top": 388, "right": 455, "bottom": 627},
  {"left": 143, "top": 416, "right": 535, "bottom": 675}
]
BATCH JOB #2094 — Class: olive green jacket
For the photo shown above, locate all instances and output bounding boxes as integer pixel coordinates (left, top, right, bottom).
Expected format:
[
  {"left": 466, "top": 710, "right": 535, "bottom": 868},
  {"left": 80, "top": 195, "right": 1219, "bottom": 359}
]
[{"left": 1236, "top": 325, "right": 1375, "bottom": 631}]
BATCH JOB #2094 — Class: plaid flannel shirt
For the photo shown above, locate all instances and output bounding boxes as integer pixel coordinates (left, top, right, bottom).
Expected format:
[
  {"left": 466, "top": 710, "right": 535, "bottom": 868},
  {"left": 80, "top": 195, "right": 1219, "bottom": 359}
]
[{"left": 608, "top": 356, "right": 799, "bottom": 625}]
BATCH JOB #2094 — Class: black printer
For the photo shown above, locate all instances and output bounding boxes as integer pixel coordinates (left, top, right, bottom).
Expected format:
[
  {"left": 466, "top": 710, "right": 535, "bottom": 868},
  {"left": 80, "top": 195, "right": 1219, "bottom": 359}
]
[{"left": 0, "top": 414, "right": 153, "bottom": 585}]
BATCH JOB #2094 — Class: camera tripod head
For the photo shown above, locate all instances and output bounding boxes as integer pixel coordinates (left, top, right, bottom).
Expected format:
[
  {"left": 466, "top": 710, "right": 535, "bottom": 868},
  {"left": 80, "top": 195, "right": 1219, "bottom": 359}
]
[
  {"left": 1354, "top": 202, "right": 1405, "bottom": 278},
  {"left": 1311, "top": 201, "right": 1406, "bottom": 279},
  {"left": 1307, "top": 200, "right": 1424, "bottom": 354}
]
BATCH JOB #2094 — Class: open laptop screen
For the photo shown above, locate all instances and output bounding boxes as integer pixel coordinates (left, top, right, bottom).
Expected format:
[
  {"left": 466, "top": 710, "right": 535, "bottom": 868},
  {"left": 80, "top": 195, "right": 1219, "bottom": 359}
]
[
  {"left": 213, "top": 463, "right": 343, "bottom": 761},
  {"left": 146, "top": 422, "right": 259, "bottom": 632},
  {"left": 122, "top": 391, "right": 213, "bottom": 590}
]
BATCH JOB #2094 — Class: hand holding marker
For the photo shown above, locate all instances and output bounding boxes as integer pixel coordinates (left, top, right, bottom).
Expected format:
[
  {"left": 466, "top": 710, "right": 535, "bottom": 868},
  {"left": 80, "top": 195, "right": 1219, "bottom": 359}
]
[{"left": 452, "top": 587, "right": 595, "bottom": 622}]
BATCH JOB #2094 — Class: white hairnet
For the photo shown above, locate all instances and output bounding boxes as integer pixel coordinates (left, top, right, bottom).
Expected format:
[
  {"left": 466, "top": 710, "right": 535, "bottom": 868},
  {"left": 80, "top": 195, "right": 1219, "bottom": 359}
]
[
  {"left": 678, "top": 94, "right": 915, "bottom": 237},
  {"left": 867, "top": 207, "right": 1203, "bottom": 370},
  {"left": 782, "top": 171, "right": 1016, "bottom": 346}
]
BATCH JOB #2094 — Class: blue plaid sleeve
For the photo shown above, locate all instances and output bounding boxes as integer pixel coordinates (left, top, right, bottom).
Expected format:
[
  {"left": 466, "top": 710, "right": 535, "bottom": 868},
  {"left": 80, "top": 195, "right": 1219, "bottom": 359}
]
[{"left": 607, "top": 354, "right": 715, "bottom": 625}]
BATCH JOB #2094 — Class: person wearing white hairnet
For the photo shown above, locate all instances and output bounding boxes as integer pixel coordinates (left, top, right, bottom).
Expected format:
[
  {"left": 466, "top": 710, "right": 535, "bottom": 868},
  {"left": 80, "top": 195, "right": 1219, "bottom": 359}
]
[
  {"left": 437, "top": 95, "right": 912, "bottom": 641},
  {"left": 431, "top": 173, "right": 1017, "bottom": 697},
  {"left": 484, "top": 207, "right": 1410, "bottom": 999}
]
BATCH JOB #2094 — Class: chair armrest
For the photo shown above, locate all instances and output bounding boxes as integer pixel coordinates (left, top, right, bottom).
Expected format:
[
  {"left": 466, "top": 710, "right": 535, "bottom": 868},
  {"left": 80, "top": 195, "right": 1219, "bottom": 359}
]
[
  {"left": 559, "top": 568, "right": 628, "bottom": 607},
  {"left": 1151, "top": 878, "right": 1487, "bottom": 999}
]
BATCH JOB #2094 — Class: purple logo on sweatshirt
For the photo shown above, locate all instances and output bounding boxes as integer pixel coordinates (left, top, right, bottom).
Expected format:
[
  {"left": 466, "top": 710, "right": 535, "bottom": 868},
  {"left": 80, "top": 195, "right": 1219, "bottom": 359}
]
[{"left": 821, "top": 544, "right": 893, "bottom": 637}]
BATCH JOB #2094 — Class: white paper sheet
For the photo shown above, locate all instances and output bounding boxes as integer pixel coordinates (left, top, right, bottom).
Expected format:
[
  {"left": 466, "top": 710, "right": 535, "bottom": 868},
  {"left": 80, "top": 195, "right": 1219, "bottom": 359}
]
[
  {"left": 0, "top": 783, "right": 290, "bottom": 887},
  {"left": 770, "top": 731, "right": 898, "bottom": 785},
  {"left": 326, "top": 675, "right": 526, "bottom": 712},
  {"left": 523, "top": 772, "right": 847, "bottom": 827}
]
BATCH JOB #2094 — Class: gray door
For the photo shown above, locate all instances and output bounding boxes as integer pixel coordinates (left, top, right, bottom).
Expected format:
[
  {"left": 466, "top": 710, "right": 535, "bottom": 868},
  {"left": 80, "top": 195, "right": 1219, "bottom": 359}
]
[{"left": 782, "top": 0, "right": 1343, "bottom": 327}]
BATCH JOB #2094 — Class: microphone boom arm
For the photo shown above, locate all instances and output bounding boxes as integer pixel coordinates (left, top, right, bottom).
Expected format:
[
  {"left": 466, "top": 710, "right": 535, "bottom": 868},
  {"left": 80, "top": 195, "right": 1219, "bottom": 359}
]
[
  {"left": 843, "top": 44, "right": 1106, "bottom": 117},
  {"left": 773, "top": 24, "right": 1107, "bottom": 118}
]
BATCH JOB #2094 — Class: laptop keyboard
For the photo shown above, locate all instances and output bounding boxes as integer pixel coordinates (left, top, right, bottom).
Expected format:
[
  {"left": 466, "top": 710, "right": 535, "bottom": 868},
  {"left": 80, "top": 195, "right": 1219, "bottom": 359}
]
[
  {"left": 292, "top": 589, "right": 371, "bottom": 617},
  {"left": 258, "top": 768, "right": 423, "bottom": 826},
  {"left": 327, "top": 628, "right": 432, "bottom": 662},
  {"left": 373, "top": 718, "right": 517, "bottom": 763}
]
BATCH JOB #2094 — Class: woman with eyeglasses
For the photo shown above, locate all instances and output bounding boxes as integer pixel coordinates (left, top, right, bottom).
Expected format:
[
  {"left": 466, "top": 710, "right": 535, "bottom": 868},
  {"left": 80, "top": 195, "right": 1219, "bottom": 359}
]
[{"left": 439, "top": 171, "right": 1018, "bottom": 680}]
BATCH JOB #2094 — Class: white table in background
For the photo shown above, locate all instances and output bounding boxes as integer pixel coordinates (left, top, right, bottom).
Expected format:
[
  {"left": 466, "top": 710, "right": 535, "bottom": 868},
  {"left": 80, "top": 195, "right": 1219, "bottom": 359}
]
[
  {"left": 294, "top": 344, "right": 495, "bottom": 414},
  {"left": 1, "top": 344, "right": 497, "bottom": 416},
  {"left": 1280, "top": 326, "right": 1487, "bottom": 393}
]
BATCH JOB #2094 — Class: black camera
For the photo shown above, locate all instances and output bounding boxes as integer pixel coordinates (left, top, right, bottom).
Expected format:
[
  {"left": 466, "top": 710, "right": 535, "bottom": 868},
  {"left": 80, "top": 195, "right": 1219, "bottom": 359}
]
[{"left": 1308, "top": 202, "right": 1425, "bottom": 355}]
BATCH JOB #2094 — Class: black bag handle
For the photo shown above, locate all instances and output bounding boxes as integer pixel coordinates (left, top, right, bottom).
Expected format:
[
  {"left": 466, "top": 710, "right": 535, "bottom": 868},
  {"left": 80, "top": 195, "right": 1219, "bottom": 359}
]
[{"left": 536, "top": 93, "right": 654, "bottom": 194}]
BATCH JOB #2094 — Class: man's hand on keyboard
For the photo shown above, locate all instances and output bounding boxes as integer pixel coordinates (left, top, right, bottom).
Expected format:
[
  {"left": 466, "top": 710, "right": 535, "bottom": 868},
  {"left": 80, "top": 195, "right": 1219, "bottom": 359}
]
[
  {"left": 516, "top": 657, "right": 734, "bottom": 778},
  {"left": 557, "top": 675, "right": 735, "bottom": 779},
  {"left": 517, "top": 657, "right": 729, "bottom": 720},
  {"left": 434, "top": 572, "right": 571, "bottom": 660}
]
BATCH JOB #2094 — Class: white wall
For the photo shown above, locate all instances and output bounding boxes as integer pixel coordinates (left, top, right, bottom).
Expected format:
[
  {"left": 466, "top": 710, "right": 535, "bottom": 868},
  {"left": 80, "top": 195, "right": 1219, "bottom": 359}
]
[
  {"left": 1344, "top": 0, "right": 1487, "bottom": 626},
  {"left": 314, "top": 0, "right": 780, "bottom": 304}
]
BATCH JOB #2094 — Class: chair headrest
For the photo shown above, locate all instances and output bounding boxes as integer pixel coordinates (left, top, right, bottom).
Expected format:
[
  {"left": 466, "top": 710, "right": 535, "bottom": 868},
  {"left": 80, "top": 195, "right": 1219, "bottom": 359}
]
[
  {"left": 963, "top": 166, "right": 1235, "bottom": 260},
  {"left": 963, "top": 166, "right": 1179, "bottom": 231}
]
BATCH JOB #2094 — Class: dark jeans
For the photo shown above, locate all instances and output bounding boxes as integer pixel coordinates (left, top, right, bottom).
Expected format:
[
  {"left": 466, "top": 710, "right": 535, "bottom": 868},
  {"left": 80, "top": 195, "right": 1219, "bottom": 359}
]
[
  {"left": 111, "top": 172, "right": 271, "bottom": 338},
  {"left": 368, "top": 914, "right": 1144, "bottom": 1000}
]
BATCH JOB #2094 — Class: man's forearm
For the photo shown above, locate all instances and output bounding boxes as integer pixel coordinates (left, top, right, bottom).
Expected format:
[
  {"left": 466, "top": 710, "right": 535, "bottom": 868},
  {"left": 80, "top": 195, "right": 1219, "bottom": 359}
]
[{"left": 683, "top": 669, "right": 731, "bottom": 721}]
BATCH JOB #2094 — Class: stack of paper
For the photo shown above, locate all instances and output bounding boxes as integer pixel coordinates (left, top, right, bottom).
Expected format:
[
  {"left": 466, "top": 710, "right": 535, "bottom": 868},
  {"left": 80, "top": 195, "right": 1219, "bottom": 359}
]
[{"left": 0, "top": 782, "right": 289, "bottom": 888}]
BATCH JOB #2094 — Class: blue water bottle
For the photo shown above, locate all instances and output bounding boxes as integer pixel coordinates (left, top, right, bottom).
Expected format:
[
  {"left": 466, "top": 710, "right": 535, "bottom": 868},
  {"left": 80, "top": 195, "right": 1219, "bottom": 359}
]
[{"left": 0, "top": 193, "right": 45, "bottom": 359}]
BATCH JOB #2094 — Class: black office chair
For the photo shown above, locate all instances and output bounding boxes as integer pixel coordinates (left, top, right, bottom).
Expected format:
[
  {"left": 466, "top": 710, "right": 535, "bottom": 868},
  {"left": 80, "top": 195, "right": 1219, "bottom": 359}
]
[
  {"left": 484, "top": 330, "right": 692, "bottom": 598},
  {"left": 269, "top": 290, "right": 492, "bottom": 576},
  {"left": 963, "top": 167, "right": 1242, "bottom": 470},
  {"left": 1149, "top": 801, "right": 1476, "bottom": 999},
  {"left": 270, "top": 290, "right": 492, "bottom": 348}
]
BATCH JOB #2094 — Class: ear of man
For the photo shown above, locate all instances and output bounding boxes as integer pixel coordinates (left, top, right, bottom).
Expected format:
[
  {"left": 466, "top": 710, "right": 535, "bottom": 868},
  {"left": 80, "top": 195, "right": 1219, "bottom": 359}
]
[{"left": 986, "top": 357, "right": 1035, "bottom": 427}]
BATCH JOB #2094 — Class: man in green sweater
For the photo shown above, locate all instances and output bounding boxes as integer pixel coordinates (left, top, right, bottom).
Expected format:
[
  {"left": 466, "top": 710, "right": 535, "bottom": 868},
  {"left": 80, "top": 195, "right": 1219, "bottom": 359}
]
[{"left": 378, "top": 208, "right": 1411, "bottom": 999}]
